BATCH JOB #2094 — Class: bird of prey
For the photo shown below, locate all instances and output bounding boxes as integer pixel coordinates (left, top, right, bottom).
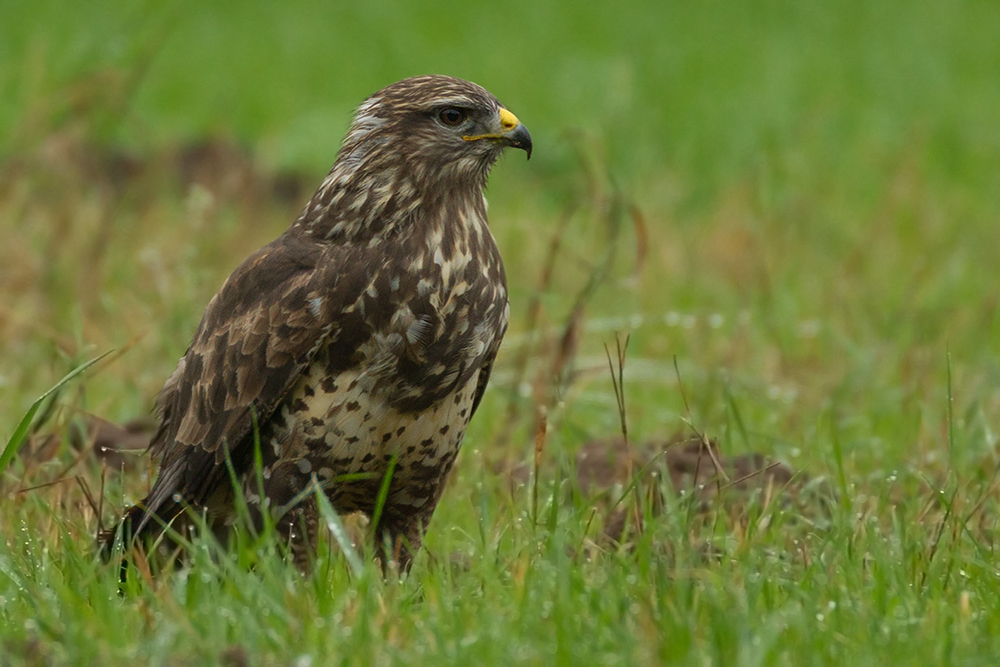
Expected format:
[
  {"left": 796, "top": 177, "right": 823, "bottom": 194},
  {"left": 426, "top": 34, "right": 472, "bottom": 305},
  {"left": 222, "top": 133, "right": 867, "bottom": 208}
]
[{"left": 101, "top": 75, "right": 531, "bottom": 571}]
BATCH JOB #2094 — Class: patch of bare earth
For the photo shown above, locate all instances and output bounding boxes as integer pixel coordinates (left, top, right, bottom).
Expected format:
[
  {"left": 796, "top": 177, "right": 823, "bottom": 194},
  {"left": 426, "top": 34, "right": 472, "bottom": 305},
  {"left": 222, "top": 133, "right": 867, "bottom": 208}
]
[{"left": 574, "top": 433, "right": 816, "bottom": 548}]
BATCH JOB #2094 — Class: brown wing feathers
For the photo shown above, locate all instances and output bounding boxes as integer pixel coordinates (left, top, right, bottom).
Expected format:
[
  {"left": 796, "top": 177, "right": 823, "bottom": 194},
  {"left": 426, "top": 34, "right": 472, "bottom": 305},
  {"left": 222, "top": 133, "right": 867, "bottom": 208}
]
[{"left": 135, "top": 234, "right": 366, "bottom": 533}]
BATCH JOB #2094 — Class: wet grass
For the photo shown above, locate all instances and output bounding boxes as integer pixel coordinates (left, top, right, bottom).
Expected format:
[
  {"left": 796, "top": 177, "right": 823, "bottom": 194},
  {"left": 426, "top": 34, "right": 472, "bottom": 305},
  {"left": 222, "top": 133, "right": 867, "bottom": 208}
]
[{"left": 2, "top": 0, "right": 1000, "bottom": 664}]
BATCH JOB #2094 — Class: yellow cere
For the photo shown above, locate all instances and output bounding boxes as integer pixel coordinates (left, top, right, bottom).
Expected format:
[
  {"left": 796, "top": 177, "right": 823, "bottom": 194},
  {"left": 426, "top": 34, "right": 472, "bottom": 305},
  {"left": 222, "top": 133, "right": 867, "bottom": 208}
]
[
  {"left": 463, "top": 107, "right": 522, "bottom": 142},
  {"left": 498, "top": 108, "right": 521, "bottom": 132}
]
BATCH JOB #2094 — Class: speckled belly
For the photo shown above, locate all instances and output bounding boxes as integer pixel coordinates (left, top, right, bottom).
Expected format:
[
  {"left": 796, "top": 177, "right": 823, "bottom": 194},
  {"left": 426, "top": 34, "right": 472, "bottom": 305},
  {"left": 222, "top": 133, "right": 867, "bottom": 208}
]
[{"left": 250, "top": 352, "right": 479, "bottom": 515}]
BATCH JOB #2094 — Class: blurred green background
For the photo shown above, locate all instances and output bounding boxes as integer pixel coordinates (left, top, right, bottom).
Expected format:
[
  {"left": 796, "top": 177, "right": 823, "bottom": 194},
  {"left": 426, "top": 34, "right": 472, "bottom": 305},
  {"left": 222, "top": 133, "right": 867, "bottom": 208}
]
[
  {"left": 4, "top": 1, "right": 1000, "bottom": 664},
  {"left": 3, "top": 0, "right": 1000, "bottom": 463},
  {"left": 5, "top": 0, "right": 999, "bottom": 194}
]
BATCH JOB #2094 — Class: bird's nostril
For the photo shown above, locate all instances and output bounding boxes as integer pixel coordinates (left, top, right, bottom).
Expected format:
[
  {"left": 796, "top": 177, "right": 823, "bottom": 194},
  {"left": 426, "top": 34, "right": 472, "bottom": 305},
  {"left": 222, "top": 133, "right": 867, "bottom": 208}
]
[{"left": 498, "top": 108, "right": 522, "bottom": 134}]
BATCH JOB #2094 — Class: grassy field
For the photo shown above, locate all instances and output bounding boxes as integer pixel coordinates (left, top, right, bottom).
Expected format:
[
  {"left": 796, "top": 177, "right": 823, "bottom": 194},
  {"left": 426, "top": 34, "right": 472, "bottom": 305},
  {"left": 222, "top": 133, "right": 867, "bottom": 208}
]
[{"left": 3, "top": 0, "right": 1000, "bottom": 664}]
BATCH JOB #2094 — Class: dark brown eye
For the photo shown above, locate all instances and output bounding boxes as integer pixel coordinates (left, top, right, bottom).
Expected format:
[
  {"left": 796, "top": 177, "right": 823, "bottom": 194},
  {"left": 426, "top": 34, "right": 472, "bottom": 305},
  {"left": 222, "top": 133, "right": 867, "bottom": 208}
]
[{"left": 438, "top": 107, "right": 467, "bottom": 126}]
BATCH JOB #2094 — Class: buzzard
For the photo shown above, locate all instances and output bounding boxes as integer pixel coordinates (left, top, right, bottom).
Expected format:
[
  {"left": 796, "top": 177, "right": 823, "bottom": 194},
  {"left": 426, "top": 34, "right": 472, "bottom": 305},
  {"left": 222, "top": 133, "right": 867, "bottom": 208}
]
[{"left": 102, "top": 75, "right": 531, "bottom": 571}]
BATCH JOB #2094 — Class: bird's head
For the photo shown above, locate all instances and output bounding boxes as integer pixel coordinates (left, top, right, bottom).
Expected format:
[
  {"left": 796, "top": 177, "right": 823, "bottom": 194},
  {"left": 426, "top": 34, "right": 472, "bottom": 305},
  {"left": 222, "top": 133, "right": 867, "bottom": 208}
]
[
  {"left": 342, "top": 75, "right": 531, "bottom": 178},
  {"left": 301, "top": 75, "right": 531, "bottom": 241}
]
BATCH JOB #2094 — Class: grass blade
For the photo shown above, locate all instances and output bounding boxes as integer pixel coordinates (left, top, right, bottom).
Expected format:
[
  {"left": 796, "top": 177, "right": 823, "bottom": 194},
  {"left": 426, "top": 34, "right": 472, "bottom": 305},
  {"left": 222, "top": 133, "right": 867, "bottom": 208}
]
[
  {"left": 312, "top": 482, "right": 364, "bottom": 576},
  {"left": 0, "top": 351, "right": 112, "bottom": 476}
]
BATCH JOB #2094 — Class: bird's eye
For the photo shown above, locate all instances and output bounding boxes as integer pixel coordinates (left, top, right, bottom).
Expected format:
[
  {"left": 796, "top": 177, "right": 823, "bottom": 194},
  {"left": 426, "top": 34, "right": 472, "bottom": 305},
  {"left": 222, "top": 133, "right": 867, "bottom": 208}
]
[{"left": 438, "top": 107, "right": 467, "bottom": 126}]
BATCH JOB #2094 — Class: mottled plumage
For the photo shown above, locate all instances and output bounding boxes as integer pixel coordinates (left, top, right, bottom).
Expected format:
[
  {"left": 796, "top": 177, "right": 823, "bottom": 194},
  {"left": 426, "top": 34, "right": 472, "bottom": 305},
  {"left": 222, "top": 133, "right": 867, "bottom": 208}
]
[{"left": 102, "top": 75, "right": 531, "bottom": 571}]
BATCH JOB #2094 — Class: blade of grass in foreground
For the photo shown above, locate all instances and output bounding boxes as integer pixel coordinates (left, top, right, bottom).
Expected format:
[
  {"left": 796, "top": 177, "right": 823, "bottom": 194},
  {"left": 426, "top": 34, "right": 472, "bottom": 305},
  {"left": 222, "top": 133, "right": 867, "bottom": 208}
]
[
  {"left": 313, "top": 481, "right": 364, "bottom": 576},
  {"left": 0, "top": 351, "right": 112, "bottom": 475}
]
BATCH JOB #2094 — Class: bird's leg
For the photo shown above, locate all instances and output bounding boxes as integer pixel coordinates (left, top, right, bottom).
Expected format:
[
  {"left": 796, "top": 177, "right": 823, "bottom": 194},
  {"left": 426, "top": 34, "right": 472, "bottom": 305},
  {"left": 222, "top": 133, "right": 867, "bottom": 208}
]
[
  {"left": 370, "top": 453, "right": 459, "bottom": 572},
  {"left": 372, "top": 505, "right": 428, "bottom": 573},
  {"left": 372, "top": 481, "right": 455, "bottom": 574},
  {"left": 244, "top": 458, "right": 320, "bottom": 570},
  {"left": 275, "top": 497, "right": 319, "bottom": 573}
]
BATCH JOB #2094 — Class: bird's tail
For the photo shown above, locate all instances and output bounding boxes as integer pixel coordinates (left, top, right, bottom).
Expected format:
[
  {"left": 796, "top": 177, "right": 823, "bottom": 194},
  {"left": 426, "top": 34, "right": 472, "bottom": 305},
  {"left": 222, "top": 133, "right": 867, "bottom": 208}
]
[
  {"left": 97, "top": 498, "right": 193, "bottom": 583},
  {"left": 98, "top": 498, "right": 186, "bottom": 581},
  {"left": 97, "top": 503, "right": 150, "bottom": 582},
  {"left": 98, "top": 503, "right": 144, "bottom": 558}
]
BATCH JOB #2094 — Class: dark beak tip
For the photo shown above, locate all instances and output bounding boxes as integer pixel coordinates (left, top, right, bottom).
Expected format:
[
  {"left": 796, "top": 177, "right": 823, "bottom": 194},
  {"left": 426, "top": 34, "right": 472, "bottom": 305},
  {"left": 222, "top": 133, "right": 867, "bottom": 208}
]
[{"left": 504, "top": 124, "right": 533, "bottom": 161}]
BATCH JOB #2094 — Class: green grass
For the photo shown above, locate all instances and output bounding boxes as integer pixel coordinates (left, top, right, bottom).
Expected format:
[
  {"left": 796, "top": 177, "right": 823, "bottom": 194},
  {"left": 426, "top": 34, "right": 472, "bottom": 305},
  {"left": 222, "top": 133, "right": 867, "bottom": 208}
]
[{"left": 3, "top": 0, "right": 1000, "bottom": 664}]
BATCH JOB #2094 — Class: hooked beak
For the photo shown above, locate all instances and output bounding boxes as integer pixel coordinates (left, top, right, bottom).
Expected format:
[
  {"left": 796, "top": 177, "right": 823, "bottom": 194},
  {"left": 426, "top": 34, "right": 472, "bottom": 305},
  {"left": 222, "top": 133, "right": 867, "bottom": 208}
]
[
  {"left": 498, "top": 108, "right": 532, "bottom": 160},
  {"left": 463, "top": 107, "right": 533, "bottom": 160}
]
